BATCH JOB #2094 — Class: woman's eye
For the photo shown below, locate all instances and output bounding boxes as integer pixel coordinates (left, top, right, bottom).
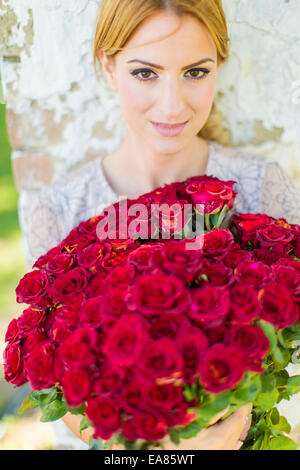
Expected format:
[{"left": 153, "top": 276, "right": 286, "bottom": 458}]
[
  {"left": 185, "top": 68, "right": 210, "bottom": 80},
  {"left": 130, "top": 68, "right": 157, "bottom": 81},
  {"left": 130, "top": 67, "right": 210, "bottom": 82}
]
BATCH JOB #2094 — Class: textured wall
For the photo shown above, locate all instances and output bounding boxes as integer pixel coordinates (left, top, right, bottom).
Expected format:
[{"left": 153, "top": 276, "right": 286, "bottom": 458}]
[
  {"left": 1, "top": 0, "right": 300, "bottom": 192},
  {"left": 1, "top": 0, "right": 300, "bottom": 444}
]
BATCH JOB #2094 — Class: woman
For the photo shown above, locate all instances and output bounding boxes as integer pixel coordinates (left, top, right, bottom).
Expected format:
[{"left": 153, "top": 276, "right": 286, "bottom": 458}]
[{"left": 22, "top": 0, "right": 300, "bottom": 450}]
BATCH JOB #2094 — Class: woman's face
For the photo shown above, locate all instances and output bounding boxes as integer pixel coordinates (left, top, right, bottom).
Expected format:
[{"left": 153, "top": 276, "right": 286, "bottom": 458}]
[{"left": 99, "top": 11, "right": 221, "bottom": 154}]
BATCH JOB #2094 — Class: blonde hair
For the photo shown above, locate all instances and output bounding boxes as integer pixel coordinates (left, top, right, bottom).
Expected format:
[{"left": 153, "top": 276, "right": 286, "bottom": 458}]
[{"left": 93, "top": 0, "right": 231, "bottom": 144}]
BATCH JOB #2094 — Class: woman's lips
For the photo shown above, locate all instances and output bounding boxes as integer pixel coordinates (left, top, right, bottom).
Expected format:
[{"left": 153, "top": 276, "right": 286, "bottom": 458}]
[{"left": 150, "top": 120, "right": 189, "bottom": 137}]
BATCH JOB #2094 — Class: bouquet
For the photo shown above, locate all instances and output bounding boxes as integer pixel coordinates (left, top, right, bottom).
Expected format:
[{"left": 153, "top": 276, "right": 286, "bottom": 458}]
[{"left": 4, "top": 174, "right": 300, "bottom": 450}]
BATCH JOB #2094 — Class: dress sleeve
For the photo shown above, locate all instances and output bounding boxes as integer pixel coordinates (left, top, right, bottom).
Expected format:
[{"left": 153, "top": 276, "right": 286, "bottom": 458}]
[
  {"left": 259, "top": 160, "right": 300, "bottom": 225},
  {"left": 18, "top": 186, "right": 70, "bottom": 271}
]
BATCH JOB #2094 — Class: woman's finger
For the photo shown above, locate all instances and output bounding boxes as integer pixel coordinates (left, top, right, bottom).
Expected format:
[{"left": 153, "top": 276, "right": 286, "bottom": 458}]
[{"left": 208, "top": 406, "right": 230, "bottom": 426}]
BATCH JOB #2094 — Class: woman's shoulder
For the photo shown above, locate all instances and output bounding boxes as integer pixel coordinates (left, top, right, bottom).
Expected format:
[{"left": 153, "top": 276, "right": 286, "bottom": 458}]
[
  {"left": 209, "top": 141, "right": 283, "bottom": 213},
  {"left": 40, "top": 156, "right": 103, "bottom": 198}
]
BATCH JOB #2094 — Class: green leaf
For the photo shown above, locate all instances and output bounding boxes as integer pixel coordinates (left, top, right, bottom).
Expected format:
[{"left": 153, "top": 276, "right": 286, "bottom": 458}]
[
  {"left": 268, "top": 435, "right": 298, "bottom": 450},
  {"left": 260, "top": 372, "right": 276, "bottom": 393},
  {"left": 251, "top": 434, "right": 264, "bottom": 450},
  {"left": 272, "top": 416, "right": 291, "bottom": 434},
  {"left": 80, "top": 416, "right": 91, "bottom": 433},
  {"left": 195, "top": 392, "right": 230, "bottom": 426},
  {"left": 31, "top": 387, "right": 59, "bottom": 409},
  {"left": 234, "top": 375, "right": 261, "bottom": 403},
  {"left": 68, "top": 403, "right": 86, "bottom": 415},
  {"left": 89, "top": 437, "right": 103, "bottom": 450},
  {"left": 257, "top": 321, "right": 277, "bottom": 354},
  {"left": 272, "top": 345, "right": 290, "bottom": 370},
  {"left": 40, "top": 399, "right": 68, "bottom": 422},
  {"left": 170, "top": 429, "right": 180, "bottom": 445},
  {"left": 277, "top": 330, "right": 287, "bottom": 349},
  {"left": 286, "top": 375, "right": 300, "bottom": 396},
  {"left": 269, "top": 408, "right": 280, "bottom": 425},
  {"left": 282, "top": 324, "right": 300, "bottom": 344},
  {"left": 254, "top": 388, "right": 279, "bottom": 411},
  {"left": 275, "top": 370, "right": 289, "bottom": 387},
  {"left": 178, "top": 421, "right": 202, "bottom": 439},
  {"left": 17, "top": 392, "right": 38, "bottom": 414}
]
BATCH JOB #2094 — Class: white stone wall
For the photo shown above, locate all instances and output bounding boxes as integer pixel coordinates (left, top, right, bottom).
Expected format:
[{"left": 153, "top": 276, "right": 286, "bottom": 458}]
[
  {"left": 1, "top": 0, "right": 300, "bottom": 445},
  {"left": 1, "top": 0, "right": 300, "bottom": 190}
]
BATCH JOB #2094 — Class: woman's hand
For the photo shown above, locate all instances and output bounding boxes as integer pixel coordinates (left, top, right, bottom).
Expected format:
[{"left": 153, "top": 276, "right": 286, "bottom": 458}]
[
  {"left": 158, "top": 403, "right": 253, "bottom": 450},
  {"left": 62, "top": 403, "right": 252, "bottom": 450}
]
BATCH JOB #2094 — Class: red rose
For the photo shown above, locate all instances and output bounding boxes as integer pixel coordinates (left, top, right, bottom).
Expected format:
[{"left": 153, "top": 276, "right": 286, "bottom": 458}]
[
  {"left": 93, "top": 364, "right": 126, "bottom": 397},
  {"left": 234, "top": 260, "right": 271, "bottom": 288},
  {"left": 85, "top": 272, "right": 107, "bottom": 297},
  {"left": 250, "top": 248, "right": 284, "bottom": 266},
  {"left": 103, "top": 314, "right": 149, "bottom": 366},
  {"left": 45, "top": 253, "right": 76, "bottom": 275},
  {"left": 16, "top": 269, "right": 50, "bottom": 307},
  {"left": 223, "top": 246, "right": 252, "bottom": 268},
  {"left": 105, "top": 264, "right": 136, "bottom": 288},
  {"left": 150, "top": 314, "right": 191, "bottom": 340},
  {"left": 176, "top": 329, "right": 208, "bottom": 384},
  {"left": 256, "top": 224, "right": 294, "bottom": 255},
  {"left": 57, "top": 328, "right": 97, "bottom": 370},
  {"left": 145, "top": 383, "right": 184, "bottom": 411},
  {"left": 50, "top": 320, "right": 74, "bottom": 344},
  {"left": 228, "top": 325, "right": 270, "bottom": 372},
  {"left": 232, "top": 213, "right": 273, "bottom": 249},
  {"left": 5, "top": 318, "right": 19, "bottom": 343},
  {"left": 189, "top": 285, "right": 230, "bottom": 327},
  {"left": 271, "top": 264, "right": 300, "bottom": 302},
  {"left": 126, "top": 272, "right": 190, "bottom": 316},
  {"left": 229, "top": 282, "right": 259, "bottom": 324},
  {"left": 4, "top": 342, "right": 28, "bottom": 386},
  {"left": 50, "top": 267, "right": 89, "bottom": 303},
  {"left": 194, "top": 262, "right": 234, "bottom": 287},
  {"left": 22, "top": 332, "right": 47, "bottom": 358},
  {"left": 18, "top": 307, "right": 45, "bottom": 334},
  {"left": 25, "top": 341, "right": 56, "bottom": 390},
  {"left": 77, "top": 215, "right": 102, "bottom": 234},
  {"left": 127, "top": 409, "right": 168, "bottom": 441},
  {"left": 150, "top": 240, "right": 204, "bottom": 284},
  {"left": 151, "top": 200, "right": 188, "bottom": 236},
  {"left": 77, "top": 242, "right": 112, "bottom": 271},
  {"left": 32, "top": 245, "right": 62, "bottom": 269},
  {"left": 258, "top": 282, "right": 299, "bottom": 327},
  {"left": 202, "top": 229, "right": 234, "bottom": 259},
  {"left": 275, "top": 257, "right": 300, "bottom": 274},
  {"left": 163, "top": 402, "right": 197, "bottom": 428},
  {"left": 100, "top": 287, "right": 129, "bottom": 319},
  {"left": 120, "top": 377, "right": 145, "bottom": 413},
  {"left": 55, "top": 294, "right": 86, "bottom": 326},
  {"left": 78, "top": 296, "right": 104, "bottom": 327},
  {"left": 61, "top": 368, "right": 90, "bottom": 407},
  {"left": 185, "top": 177, "right": 236, "bottom": 214},
  {"left": 86, "top": 396, "right": 121, "bottom": 440},
  {"left": 198, "top": 344, "right": 245, "bottom": 393},
  {"left": 139, "top": 337, "right": 183, "bottom": 382},
  {"left": 204, "top": 325, "right": 228, "bottom": 345},
  {"left": 127, "top": 243, "right": 165, "bottom": 273}
]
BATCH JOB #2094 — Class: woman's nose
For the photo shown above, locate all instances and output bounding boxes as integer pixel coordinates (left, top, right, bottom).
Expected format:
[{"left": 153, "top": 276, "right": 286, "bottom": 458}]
[{"left": 158, "top": 77, "right": 186, "bottom": 121}]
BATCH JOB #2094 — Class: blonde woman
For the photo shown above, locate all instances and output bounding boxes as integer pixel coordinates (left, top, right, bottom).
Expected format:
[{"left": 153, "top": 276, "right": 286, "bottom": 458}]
[{"left": 24, "top": 0, "right": 300, "bottom": 450}]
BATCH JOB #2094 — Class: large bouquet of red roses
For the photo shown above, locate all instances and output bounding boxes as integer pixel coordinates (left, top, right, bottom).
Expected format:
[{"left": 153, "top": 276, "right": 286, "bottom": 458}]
[{"left": 4, "top": 174, "right": 300, "bottom": 450}]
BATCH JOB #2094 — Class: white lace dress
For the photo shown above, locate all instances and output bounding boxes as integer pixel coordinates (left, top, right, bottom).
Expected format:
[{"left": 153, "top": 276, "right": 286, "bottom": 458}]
[{"left": 18, "top": 140, "right": 300, "bottom": 449}]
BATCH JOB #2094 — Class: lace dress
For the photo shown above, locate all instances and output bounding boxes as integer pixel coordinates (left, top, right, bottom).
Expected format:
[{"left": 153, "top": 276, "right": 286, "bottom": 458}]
[{"left": 18, "top": 140, "right": 300, "bottom": 449}]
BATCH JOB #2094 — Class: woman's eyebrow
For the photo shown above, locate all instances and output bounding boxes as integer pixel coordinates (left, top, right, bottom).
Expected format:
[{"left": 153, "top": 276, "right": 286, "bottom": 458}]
[{"left": 126, "top": 58, "right": 215, "bottom": 70}]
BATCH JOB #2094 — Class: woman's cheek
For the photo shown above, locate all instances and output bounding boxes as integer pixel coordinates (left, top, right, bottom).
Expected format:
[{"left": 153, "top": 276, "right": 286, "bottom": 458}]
[{"left": 119, "top": 80, "right": 152, "bottom": 122}]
